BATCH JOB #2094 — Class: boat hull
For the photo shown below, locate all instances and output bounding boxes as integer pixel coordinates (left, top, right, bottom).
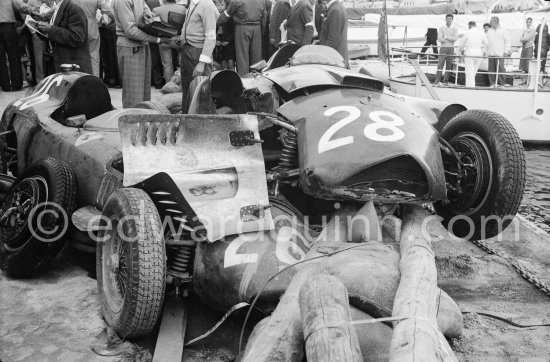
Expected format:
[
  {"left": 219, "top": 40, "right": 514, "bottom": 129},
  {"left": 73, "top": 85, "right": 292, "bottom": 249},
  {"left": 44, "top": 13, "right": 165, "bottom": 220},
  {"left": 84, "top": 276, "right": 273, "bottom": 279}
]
[{"left": 389, "top": 78, "right": 550, "bottom": 143}]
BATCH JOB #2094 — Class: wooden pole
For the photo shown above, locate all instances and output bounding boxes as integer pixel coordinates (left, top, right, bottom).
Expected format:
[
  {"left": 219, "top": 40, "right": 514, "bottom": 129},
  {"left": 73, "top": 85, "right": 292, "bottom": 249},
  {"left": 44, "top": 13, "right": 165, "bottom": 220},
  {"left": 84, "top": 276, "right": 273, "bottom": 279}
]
[
  {"left": 241, "top": 205, "right": 358, "bottom": 362},
  {"left": 299, "top": 274, "right": 363, "bottom": 362},
  {"left": 389, "top": 204, "right": 458, "bottom": 362}
]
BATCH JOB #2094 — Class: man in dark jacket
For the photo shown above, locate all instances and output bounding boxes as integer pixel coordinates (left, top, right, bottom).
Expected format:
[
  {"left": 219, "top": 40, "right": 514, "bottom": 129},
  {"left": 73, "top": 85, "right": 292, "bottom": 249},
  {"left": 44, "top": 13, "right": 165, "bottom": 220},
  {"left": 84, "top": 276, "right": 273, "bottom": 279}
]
[
  {"left": 269, "top": 0, "right": 290, "bottom": 49},
  {"left": 285, "top": 0, "right": 313, "bottom": 46},
  {"left": 319, "top": 0, "right": 347, "bottom": 66},
  {"left": 221, "top": 0, "right": 266, "bottom": 76},
  {"left": 37, "top": 0, "right": 93, "bottom": 74}
]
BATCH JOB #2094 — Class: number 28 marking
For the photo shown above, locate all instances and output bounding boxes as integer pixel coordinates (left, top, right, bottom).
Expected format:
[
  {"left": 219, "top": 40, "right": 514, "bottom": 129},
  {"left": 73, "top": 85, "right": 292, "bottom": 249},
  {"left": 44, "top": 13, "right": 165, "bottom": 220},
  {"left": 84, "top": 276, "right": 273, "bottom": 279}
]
[{"left": 318, "top": 106, "right": 405, "bottom": 154}]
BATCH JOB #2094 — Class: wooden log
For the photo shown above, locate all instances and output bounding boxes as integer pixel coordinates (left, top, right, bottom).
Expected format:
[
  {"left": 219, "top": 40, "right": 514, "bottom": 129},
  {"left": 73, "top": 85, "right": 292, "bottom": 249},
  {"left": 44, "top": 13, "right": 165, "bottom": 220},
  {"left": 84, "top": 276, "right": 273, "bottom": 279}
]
[
  {"left": 389, "top": 204, "right": 458, "bottom": 362},
  {"left": 299, "top": 274, "right": 362, "bottom": 362},
  {"left": 243, "top": 204, "right": 463, "bottom": 362},
  {"left": 241, "top": 205, "right": 358, "bottom": 362}
]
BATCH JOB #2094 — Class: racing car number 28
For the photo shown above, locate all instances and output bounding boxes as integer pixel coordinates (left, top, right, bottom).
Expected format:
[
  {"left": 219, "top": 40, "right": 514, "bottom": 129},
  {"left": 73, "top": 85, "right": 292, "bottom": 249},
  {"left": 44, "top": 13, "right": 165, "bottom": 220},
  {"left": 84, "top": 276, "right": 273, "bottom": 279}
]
[{"left": 318, "top": 106, "right": 405, "bottom": 154}]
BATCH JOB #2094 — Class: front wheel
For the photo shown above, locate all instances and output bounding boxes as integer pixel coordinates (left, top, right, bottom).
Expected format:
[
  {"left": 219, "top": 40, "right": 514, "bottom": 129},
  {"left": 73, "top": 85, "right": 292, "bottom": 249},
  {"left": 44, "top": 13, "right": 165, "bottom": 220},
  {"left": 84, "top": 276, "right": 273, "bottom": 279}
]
[
  {"left": 435, "top": 110, "right": 526, "bottom": 240},
  {"left": 97, "top": 188, "right": 166, "bottom": 338},
  {"left": 0, "top": 158, "right": 76, "bottom": 277}
]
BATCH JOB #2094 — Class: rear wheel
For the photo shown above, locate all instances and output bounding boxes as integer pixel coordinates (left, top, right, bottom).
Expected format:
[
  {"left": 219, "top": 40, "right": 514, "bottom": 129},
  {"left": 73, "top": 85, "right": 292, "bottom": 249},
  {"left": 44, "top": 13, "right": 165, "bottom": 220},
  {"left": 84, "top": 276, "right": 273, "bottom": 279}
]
[
  {"left": 134, "top": 101, "right": 170, "bottom": 114},
  {"left": 0, "top": 158, "right": 76, "bottom": 277},
  {"left": 435, "top": 110, "right": 526, "bottom": 240},
  {"left": 97, "top": 188, "right": 166, "bottom": 338}
]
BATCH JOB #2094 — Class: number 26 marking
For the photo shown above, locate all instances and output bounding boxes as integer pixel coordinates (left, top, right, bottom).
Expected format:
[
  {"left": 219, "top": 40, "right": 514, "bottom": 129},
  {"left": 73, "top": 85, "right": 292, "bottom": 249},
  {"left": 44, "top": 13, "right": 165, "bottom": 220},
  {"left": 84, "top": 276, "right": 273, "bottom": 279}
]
[{"left": 318, "top": 106, "right": 405, "bottom": 154}]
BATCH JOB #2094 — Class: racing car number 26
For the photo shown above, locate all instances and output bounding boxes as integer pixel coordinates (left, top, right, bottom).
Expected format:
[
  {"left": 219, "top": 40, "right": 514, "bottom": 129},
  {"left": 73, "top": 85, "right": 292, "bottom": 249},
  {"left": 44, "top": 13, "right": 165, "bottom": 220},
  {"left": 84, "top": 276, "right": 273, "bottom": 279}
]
[
  {"left": 13, "top": 75, "right": 64, "bottom": 111},
  {"left": 318, "top": 106, "right": 405, "bottom": 154}
]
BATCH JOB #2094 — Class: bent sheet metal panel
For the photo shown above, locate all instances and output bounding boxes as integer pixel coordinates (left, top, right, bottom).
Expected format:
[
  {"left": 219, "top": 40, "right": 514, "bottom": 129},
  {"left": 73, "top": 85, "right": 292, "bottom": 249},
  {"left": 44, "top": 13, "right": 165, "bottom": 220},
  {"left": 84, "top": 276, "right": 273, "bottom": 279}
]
[
  {"left": 119, "top": 114, "right": 273, "bottom": 241},
  {"left": 277, "top": 87, "right": 446, "bottom": 202}
]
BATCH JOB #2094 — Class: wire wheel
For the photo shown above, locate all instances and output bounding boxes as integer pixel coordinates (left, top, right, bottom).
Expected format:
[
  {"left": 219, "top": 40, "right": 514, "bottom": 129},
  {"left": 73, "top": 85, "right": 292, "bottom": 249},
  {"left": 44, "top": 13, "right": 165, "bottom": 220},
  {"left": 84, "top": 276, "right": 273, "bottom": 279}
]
[{"left": 444, "top": 132, "right": 493, "bottom": 215}]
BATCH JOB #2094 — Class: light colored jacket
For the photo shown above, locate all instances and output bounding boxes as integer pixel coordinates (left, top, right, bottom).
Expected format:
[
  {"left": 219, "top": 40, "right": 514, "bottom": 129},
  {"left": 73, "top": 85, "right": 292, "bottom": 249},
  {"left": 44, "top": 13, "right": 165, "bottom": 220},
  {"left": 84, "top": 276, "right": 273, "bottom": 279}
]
[{"left": 72, "top": 0, "right": 107, "bottom": 41}]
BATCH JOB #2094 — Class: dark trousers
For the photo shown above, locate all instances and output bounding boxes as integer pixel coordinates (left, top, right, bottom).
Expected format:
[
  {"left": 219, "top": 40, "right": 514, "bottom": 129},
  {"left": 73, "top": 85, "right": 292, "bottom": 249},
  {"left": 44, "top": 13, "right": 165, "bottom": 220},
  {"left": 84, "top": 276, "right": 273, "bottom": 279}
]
[
  {"left": 235, "top": 24, "right": 262, "bottom": 76},
  {"left": 539, "top": 49, "right": 548, "bottom": 72},
  {"left": 99, "top": 26, "right": 120, "bottom": 86},
  {"left": 434, "top": 46, "right": 454, "bottom": 84},
  {"left": 420, "top": 40, "right": 438, "bottom": 54},
  {"left": 150, "top": 43, "right": 163, "bottom": 86},
  {"left": 180, "top": 45, "right": 211, "bottom": 114},
  {"left": 0, "top": 23, "right": 23, "bottom": 91},
  {"left": 488, "top": 57, "right": 507, "bottom": 86}
]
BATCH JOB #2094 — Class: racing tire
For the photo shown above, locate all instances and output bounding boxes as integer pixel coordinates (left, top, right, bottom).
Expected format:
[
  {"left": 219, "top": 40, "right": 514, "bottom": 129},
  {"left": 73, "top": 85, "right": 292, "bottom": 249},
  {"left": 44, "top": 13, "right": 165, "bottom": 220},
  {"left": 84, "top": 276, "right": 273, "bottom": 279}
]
[
  {"left": 97, "top": 188, "right": 166, "bottom": 338},
  {"left": 434, "top": 110, "right": 526, "bottom": 240},
  {"left": 134, "top": 101, "right": 170, "bottom": 114},
  {"left": 0, "top": 158, "right": 77, "bottom": 277}
]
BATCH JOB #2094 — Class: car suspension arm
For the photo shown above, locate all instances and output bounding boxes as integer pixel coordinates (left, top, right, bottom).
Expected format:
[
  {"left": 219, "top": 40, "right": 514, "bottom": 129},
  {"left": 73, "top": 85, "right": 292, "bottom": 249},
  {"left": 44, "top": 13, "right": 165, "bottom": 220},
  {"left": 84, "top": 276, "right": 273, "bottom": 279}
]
[{"left": 247, "top": 112, "right": 297, "bottom": 133}]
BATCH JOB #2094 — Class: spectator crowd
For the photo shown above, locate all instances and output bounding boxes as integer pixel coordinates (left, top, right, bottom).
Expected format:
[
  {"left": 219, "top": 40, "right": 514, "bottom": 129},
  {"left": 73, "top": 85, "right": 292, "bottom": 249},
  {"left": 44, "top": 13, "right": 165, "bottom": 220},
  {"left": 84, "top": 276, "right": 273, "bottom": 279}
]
[
  {"left": 2, "top": 1, "right": 549, "bottom": 105},
  {"left": 1, "top": 0, "right": 349, "bottom": 109}
]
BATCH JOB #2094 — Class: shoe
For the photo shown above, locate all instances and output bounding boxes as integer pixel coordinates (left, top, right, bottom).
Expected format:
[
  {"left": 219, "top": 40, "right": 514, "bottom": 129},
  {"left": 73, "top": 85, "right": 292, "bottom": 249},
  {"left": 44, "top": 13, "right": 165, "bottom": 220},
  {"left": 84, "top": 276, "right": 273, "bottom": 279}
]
[
  {"left": 443, "top": 82, "right": 449, "bottom": 86},
  {"left": 503, "top": 83, "right": 512, "bottom": 87},
  {"left": 490, "top": 84, "right": 498, "bottom": 88},
  {"left": 432, "top": 82, "right": 440, "bottom": 87}
]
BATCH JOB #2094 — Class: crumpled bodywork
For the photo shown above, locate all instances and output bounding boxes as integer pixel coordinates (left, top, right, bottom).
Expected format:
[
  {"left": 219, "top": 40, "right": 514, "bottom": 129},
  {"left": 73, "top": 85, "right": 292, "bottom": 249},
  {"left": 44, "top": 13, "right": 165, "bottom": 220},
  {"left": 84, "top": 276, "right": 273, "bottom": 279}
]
[
  {"left": 277, "top": 87, "right": 447, "bottom": 203},
  {"left": 2, "top": 71, "right": 126, "bottom": 209},
  {"left": 262, "top": 64, "right": 384, "bottom": 94},
  {"left": 118, "top": 114, "right": 274, "bottom": 241}
]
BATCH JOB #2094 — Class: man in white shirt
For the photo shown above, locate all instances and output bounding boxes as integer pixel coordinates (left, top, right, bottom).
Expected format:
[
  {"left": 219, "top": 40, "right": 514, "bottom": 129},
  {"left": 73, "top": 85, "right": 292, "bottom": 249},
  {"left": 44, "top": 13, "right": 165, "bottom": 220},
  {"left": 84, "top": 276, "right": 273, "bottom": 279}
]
[
  {"left": 460, "top": 21, "right": 487, "bottom": 87},
  {"left": 519, "top": 17, "right": 536, "bottom": 76},
  {"left": 433, "top": 14, "right": 458, "bottom": 86},
  {"left": 486, "top": 16, "right": 510, "bottom": 87}
]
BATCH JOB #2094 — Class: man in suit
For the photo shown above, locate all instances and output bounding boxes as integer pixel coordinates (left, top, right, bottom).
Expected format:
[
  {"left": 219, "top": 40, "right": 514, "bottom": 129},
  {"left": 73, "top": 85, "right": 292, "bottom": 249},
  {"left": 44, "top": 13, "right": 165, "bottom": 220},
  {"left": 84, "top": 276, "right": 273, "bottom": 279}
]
[
  {"left": 37, "top": 0, "right": 93, "bottom": 74},
  {"left": 72, "top": 0, "right": 111, "bottom": 77},
  {"left": 221, "top": 0, "right": 266, "bottom": 75},
  {"left": 269, "top": 0, "right": 290, "bottom": 50},
  {"left": 319, "top": 0, "right": 348, "bottom": 66},
  {"left": 285, "top": 0, "right": 313, "bottom": 46}
]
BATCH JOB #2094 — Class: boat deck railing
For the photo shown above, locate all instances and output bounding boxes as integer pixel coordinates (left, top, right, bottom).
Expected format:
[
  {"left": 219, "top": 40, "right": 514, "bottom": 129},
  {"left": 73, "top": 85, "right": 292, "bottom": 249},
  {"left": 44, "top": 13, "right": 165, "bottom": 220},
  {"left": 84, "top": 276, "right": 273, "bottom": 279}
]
[{"left": 390, "top": 46, "right": 549, "bottom": 89}]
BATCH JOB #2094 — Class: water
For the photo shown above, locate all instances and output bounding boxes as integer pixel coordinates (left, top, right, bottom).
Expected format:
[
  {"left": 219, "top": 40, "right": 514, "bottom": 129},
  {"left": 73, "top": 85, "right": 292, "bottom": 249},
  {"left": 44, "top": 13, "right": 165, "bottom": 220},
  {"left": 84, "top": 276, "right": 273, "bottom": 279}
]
[{"left": 520, "top": 145, "right": 550, "bottom": 231}]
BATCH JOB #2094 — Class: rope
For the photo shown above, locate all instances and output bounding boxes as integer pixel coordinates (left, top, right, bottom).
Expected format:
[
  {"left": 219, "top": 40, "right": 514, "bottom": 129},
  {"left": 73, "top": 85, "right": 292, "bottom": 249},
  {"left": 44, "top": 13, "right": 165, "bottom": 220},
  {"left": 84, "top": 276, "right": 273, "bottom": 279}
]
[
  {"left": 184, "top": 302, "right": 250, "bottom": 347},
  {"left": 303, "top": 316, "right": 414, "bottom": 343}
]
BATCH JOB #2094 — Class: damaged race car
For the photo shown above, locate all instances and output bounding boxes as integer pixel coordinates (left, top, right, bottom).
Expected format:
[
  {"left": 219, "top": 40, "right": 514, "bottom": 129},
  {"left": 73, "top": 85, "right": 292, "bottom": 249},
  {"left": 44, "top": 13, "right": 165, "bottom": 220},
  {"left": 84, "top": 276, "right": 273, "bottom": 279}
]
[{"left": 0, "top": 45, "right": 525, "bottom": 339}]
